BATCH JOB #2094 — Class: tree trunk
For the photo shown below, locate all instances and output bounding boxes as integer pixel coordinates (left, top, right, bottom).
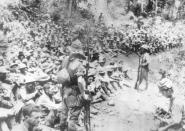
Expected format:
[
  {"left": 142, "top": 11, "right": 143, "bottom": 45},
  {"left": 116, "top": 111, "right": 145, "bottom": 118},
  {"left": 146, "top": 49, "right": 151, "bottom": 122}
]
[
  {"left": 68, "top": 0, "right": 73, "bottom": 17},
  {"left": 155, "top": 0, "right": 158, "bottom": 14}
]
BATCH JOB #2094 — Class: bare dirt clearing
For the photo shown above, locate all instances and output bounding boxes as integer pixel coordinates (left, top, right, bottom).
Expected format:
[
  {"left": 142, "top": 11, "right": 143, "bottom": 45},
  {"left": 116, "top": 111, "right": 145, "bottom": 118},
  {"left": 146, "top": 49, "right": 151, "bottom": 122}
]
[{"left": 92, "top": 49, "right": 185, "bottom": 131}]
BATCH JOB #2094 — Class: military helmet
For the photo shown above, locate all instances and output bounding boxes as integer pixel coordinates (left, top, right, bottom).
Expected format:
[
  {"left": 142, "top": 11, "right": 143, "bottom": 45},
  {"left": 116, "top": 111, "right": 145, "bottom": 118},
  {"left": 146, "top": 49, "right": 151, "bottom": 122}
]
[{"left": 68, "top": 53, "right": 86, "bottom": 61}]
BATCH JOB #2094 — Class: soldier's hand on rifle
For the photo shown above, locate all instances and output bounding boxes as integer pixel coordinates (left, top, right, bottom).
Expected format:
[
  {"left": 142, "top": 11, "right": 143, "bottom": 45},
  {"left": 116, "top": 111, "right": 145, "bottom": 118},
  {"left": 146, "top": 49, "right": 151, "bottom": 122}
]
[{"left": 82, "top": 90, "right": 92, "bottom": 101}]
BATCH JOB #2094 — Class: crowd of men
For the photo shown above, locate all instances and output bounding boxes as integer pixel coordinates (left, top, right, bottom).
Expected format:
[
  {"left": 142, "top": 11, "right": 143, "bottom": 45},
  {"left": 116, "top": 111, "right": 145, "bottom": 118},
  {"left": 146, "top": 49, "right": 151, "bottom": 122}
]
[
  {"left": 96, "top": 20, "right": 184, "bottom": 57},
  {"left": 0, "top": 19, "right": 134, "bottom": 131},
  {"left": 0, "top": 14, "right": 185, "bottom": 131}
]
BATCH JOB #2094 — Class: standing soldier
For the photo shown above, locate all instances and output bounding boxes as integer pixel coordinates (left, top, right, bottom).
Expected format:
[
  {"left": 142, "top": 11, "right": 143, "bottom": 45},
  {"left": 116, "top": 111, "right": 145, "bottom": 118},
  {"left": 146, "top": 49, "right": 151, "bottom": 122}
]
[
  {"left": 57, "top": 53, "right": 89, "bottom": 131},
  {"left": 135, "top": 44, "right": 150, "bottom": 90}
]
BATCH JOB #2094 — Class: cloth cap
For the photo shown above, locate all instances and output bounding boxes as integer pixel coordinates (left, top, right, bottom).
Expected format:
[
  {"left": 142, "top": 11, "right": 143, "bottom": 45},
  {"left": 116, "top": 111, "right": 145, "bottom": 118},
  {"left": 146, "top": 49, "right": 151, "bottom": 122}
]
[
  {"left": 24, "top": 76, "right": 36, "bottom": 84},
  {"left": 10, "top": 62, "right": 18, "bottom": 68},
  {"left": 19, "top": 63, "right": 27, "bottom": 69},
  {"left": 99, "top": 56, "right": 106, "bottom": 63},
  {"left": 99, "top": 70, "right": 105, "bottom": 74},
  {"left": 158, "top": 78, "right": 173, "bottom": 90}
]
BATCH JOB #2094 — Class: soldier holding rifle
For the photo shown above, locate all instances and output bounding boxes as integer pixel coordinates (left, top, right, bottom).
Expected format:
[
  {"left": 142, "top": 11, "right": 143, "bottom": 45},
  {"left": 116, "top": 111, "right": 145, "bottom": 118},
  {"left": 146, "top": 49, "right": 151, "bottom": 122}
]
[
  {"left": 135, "top": 44, "right": 150, "bottom": 90},
  {"left": 57, "top": 52, "right": 91, "bottom": 131}
]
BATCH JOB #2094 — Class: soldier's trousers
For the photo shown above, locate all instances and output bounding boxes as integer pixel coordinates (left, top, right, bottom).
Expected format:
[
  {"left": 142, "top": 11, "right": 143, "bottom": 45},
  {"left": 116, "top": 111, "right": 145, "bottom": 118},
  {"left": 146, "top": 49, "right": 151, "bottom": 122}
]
[
  {"left": 59, "top": 95, "right": 83, "bottom": 131},
  {"left": 139, "top": 67, "right": 149, "bottom": 89}
]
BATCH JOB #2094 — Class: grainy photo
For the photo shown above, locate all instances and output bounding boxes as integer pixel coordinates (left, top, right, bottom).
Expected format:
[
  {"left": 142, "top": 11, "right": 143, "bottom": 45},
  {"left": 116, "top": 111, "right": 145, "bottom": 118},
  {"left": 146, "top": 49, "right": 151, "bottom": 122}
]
[{"left": 0, "top": 0, "right": 184, "bottom": 131}]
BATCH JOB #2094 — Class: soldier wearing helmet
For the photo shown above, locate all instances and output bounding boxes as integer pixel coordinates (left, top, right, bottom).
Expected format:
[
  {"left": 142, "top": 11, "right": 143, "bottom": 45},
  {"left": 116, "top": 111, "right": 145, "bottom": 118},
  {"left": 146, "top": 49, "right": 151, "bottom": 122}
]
[{"left": 57, "top": 52, "right": 89, "bottom": 131}]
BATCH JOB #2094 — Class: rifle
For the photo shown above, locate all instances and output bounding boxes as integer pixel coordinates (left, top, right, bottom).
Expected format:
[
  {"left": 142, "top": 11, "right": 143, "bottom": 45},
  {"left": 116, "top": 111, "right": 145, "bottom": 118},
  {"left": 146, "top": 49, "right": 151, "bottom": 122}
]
[{"left": 84, "top": 25, "right": 91, "bottom": 131}]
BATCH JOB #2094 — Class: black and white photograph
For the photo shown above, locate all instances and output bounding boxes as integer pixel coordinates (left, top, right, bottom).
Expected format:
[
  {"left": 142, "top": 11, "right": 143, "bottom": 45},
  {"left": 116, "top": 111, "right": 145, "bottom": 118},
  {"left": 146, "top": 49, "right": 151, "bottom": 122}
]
[{"left": 0, "top": 0, "right": 185, "bottom": 131}]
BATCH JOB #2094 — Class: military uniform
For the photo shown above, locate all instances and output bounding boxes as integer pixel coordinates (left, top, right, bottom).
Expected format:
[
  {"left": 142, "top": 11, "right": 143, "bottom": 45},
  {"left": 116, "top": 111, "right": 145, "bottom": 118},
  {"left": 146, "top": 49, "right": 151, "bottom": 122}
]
[
  {"left": 137, "top": 45, "right": 150, "bottom": 90},
  {"left": 57, "top": 53, "right": 86, "bottom": 131}
]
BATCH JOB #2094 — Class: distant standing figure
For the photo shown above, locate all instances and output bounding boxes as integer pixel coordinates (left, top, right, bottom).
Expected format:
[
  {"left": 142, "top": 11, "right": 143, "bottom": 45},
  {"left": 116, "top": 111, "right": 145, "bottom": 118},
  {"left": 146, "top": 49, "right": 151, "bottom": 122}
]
[
  {"left": 135, "top": 44, "right": 150, "bottom": 90},
  {"left": 98, "top": 13, "right": 104, "bottom": 23}
]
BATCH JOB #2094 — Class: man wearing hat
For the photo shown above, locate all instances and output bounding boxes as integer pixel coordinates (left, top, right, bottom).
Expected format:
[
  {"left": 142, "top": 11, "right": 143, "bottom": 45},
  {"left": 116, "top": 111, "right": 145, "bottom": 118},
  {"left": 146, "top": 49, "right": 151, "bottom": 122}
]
[
  {"left": 135, "top": 44, "right": 150, "bottom": 90},
  {"left": 61, "top": 39, "right": 84, "bottom": 69},
  {"left": 19, "top": 76, "right": 41, "bottom": 104},
  {"left": 17, "top": 63, "right": 31, "bottom": 84},
  {"left": 155, "top": 70, "right": 185, "bottom": 131},
  {"left": 68, "top": 39, "right": 83, "bottom": 54},
  {"left": 57, "top": 52, "right": 89, "bottom": 131},
  {"left": 96, "top": 67, "right": 114, "bottom": 96},
  {"left": 36, "top": 78, "right": 61, "bottom": 127},
  {"left": 87, "top": 72, "right": 108, "bottom": 102}
]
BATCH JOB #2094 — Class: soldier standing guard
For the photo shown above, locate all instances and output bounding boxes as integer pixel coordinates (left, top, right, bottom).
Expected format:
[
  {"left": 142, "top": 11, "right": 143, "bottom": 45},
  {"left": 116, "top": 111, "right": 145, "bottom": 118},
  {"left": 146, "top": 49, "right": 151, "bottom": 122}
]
[
  {"left": 135, "top": 44, "right": 150, "bottom": 90},
  {"left": 57, "top": 53, "right": 89, "bottom": 131}
]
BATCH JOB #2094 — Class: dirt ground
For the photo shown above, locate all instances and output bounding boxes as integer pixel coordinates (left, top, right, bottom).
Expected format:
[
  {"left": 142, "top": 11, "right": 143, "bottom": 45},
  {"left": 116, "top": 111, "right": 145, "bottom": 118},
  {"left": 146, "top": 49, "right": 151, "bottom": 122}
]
[{"left": 91, "top": 50, "right": 185, "bottom": 131}]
